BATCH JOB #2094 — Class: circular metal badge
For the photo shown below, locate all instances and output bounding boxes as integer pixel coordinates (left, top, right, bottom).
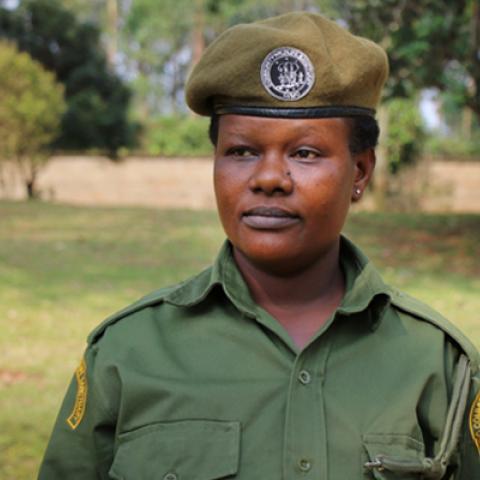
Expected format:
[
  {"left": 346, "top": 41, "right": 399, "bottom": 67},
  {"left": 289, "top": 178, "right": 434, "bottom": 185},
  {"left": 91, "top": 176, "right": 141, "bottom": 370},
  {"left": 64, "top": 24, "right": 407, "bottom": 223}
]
[{"left": 261, "top": 47, "right": 315, "bottom": 101}]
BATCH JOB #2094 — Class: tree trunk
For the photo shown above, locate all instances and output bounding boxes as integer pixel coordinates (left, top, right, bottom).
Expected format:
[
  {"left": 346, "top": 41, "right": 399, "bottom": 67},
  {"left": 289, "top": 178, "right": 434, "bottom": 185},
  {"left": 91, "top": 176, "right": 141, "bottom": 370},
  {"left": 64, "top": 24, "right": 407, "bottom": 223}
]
[
  {"left": 374, "top": 105, "right": 390, "bottom": 210},
  {"left": 25, "top": 162, "right": 38, "bottom": 200},
  {"left": 462, "top": 106, "right": 473, "bottom": 140},
  {"left": 26, "top": 178, "right": 36, "bottom": 199},
  {"left": 189, "top": 0, "right": 205, "bottom": 116},
  {"left": 191, "top": 0, "right": 205, "bottom": 69},
  {"left": 469, "top": 0, "right": 480, "bottom": 118},
  {"left": 106, "top": 0, "right": 118, "bottom": 67}
]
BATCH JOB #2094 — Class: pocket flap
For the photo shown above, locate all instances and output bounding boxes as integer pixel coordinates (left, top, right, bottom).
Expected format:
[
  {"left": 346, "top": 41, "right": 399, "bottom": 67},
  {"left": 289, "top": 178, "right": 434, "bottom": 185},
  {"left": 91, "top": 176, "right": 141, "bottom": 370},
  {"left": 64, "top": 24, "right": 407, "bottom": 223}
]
[
  {"left": 109, "top": 420, "right": 241, "bottom": 480},
  {"left": 363, "top": 434, "right": 426, "bottom": 479}
]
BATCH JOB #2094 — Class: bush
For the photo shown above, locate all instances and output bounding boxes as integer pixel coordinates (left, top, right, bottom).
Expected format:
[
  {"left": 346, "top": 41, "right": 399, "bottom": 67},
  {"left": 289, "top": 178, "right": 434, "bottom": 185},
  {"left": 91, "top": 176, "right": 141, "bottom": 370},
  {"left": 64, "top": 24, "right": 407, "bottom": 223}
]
[
  {"left": 0, "top": 41, "right": 66, "bottom": 198},
  {"left": 143, "top": 116, "right": 213, "bottom": 157},
  {"left": 424, "top": 134, "right": 480, "bottom": 160},
  {"left": 385, "top": 97, "right": 426, "bottom": 174},
  {"left": 0, "top": 0, "right": 134, "bottom": 156}
]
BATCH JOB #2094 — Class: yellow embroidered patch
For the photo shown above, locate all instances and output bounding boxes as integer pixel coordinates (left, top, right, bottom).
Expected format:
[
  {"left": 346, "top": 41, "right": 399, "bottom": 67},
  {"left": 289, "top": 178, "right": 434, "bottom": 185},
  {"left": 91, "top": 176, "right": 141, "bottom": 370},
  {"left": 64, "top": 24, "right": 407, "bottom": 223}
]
[
  {"left": 66, "top": 358, "right": 88, "bottom": 430},
  {"left": 470, "top": 390, "right": 480, "bottom": 455}
]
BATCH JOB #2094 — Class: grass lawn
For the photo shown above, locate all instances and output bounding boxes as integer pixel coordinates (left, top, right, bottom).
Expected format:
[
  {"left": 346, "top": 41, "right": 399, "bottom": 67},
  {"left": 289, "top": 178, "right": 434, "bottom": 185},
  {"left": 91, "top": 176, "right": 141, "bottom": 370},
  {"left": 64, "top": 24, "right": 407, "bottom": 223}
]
[{"left": 0, "top": 200, "right": 479, "bottom": 479}]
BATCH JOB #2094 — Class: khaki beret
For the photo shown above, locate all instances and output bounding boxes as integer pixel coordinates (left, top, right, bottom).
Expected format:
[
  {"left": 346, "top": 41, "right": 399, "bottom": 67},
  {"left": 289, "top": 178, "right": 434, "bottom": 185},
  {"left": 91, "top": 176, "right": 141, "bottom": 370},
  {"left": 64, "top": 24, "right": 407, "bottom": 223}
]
[{"left": 185, "top": 12, "right": 389, "bottom": 118}]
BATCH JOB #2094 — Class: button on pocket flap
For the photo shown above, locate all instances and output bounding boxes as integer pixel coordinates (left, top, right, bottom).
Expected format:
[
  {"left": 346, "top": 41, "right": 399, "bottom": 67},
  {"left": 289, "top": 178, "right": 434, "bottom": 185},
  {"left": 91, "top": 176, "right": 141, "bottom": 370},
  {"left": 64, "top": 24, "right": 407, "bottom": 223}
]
[
  {"left": 110, "top": 420, "right": 241, "bottom": 480},
  {"left": 362, "top": 434, "right": 426, "bottom": 480}
]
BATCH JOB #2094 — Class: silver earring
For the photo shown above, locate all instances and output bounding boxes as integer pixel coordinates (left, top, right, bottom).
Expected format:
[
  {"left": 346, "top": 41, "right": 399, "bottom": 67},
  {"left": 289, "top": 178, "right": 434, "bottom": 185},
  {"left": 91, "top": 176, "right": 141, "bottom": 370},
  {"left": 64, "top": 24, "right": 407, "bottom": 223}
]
[{"left": 354, "top": 187, "right": 361, "bottom": 196}]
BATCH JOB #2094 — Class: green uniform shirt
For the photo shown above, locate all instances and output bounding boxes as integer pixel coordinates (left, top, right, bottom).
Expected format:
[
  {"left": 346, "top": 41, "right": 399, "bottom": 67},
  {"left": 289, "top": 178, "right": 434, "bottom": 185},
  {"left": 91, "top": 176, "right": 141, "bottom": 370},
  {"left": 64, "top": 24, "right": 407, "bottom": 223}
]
[{"left": 39, "top": 237, "right": 480, "bottom": 479}]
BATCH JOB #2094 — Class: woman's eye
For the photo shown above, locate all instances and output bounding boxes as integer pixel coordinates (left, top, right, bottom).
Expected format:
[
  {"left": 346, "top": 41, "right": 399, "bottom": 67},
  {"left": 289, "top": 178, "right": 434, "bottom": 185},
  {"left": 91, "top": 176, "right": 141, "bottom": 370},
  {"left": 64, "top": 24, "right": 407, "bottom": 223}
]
[
  {"left": 294, "top": 149, "right": 319, "bottom": 160},
  {"left": 226, "top": 147, "right": 256, "bottom": 158}
]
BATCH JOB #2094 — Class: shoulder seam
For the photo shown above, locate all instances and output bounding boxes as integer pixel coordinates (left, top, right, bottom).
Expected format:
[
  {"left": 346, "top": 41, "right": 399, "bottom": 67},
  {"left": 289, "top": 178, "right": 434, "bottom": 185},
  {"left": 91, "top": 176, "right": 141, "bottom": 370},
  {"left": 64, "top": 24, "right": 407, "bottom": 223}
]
[
  {"left": 86, "top": 286, "right": 176, "bottom": 345},
  {"left": 86, "top": 264, "right": 215, "bottom": 346},
  {"left": 390, "top": 289, "right": 480, "bottom": 372}
]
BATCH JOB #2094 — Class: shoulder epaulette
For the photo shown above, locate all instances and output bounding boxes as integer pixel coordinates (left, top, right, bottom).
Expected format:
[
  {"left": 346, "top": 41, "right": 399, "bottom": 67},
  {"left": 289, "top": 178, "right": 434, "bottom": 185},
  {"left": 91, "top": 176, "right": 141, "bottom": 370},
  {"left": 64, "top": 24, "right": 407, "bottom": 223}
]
[
  {"left": 86, "top": 265, "right": 216, "bottom": 346},
  {"left": 390, "top": 289, "right": 480, "bottom": 372},
  {"left": 86, "top": 284, "right": 178, "bottom": 345}
]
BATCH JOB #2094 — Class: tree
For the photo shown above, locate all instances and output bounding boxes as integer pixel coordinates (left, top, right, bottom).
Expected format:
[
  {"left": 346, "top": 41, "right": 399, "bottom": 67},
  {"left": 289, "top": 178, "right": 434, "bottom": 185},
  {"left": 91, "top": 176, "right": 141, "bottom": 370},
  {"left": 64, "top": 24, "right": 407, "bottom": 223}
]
[
  {"left": 384, "top": 97, "right": 426, "bottom": 174},
  {"left": 120, "top": 0, "right": 336, "bottom": 119},
  {"left": 121, "top": 0, "right": 195, "bottom": 118},
  {"left": 0, "top": 0, "right": 134, "bottom": 156},
  {"left": 334, "top": 0, "right": 480, "bottom": 127},
  {"left": 328, "top": 1, "right": 474, "bottom": 204},
  {"left": 0, "top": 41, "right": 65, "bottom": 198},
  {"left": 335, "top": 1, "right": 468, "bottom": 99}
]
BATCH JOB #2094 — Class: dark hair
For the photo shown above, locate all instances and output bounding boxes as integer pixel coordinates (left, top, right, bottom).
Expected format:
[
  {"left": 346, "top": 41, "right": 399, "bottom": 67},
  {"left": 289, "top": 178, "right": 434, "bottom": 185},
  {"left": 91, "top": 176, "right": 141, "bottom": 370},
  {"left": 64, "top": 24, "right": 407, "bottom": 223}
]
[
  {"left": 208, "top": 113, "right": 380, "bottom": 154},
  {"left": 346, "top": 116, "right": 380, "bottom": 154}
]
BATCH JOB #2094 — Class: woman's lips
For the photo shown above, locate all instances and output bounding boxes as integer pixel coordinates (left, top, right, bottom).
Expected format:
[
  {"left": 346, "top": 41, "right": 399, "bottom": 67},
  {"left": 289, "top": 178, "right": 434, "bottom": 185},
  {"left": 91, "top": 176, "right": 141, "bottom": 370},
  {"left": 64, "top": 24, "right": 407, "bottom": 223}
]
[{"left": 242, "top": 206, "right": 300, "bottom": 230}]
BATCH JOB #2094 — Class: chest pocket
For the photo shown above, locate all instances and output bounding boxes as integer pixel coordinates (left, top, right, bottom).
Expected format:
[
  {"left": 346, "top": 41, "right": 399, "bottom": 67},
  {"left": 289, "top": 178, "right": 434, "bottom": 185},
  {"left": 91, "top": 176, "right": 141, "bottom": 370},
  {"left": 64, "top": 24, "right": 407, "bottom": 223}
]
[
  {"left": 362, "top": 434, "right": 427, "bottom": 480},
  {"left": 109, "top": 420, "right": 240, "bottom": 480}
]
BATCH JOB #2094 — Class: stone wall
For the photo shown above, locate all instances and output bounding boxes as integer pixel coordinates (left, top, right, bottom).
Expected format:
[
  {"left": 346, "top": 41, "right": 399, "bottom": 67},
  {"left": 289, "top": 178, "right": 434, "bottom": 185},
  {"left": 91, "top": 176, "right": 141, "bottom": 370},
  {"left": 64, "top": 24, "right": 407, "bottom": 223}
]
[{"left": 1, "top": 155, "right": 479, "bottom": 212}]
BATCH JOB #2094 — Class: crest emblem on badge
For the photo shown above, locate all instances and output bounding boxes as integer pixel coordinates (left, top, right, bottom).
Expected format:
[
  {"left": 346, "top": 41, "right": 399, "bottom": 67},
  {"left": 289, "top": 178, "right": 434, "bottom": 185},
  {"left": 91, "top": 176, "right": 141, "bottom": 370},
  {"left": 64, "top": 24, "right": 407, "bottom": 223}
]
[
  {"left": 261, "top": 47, "right": 315, "bottom": 101},
  {"left": 470, "top": 390, "right": 480, "bottom": 455}
]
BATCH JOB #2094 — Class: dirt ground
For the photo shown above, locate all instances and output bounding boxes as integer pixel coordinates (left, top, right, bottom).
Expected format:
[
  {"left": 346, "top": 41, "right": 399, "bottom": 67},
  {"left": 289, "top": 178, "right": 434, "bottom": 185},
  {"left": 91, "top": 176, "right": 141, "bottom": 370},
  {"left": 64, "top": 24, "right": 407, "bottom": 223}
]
[{"left": 1, "top": 155, "right": 480, "bottom": 212}]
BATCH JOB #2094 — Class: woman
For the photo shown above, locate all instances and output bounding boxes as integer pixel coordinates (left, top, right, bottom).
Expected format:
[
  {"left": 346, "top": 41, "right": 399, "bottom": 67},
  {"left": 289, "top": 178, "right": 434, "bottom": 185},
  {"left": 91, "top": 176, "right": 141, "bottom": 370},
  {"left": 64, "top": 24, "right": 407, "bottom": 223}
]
[{"left": 39, "top": 12, "right": 480, "bottom": 479}]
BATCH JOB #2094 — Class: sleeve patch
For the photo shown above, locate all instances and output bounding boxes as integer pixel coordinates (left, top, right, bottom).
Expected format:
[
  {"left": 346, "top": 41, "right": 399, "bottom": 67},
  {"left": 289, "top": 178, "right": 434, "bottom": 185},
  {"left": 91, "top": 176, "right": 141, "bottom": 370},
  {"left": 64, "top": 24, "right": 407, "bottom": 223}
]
[
  {"left": 469, "top": 390, "right": 480, "bottom": 455},
  {"left": 66, "top": 358, "right": 88, "bottom": 430}
]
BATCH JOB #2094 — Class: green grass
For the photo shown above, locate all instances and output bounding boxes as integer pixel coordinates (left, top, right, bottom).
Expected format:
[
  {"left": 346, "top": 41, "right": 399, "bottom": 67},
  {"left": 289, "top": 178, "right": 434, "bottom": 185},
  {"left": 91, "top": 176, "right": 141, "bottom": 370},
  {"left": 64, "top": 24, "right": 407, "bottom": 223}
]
[{"left": 0, "top": 200, "right": 479, "bottom": 479}]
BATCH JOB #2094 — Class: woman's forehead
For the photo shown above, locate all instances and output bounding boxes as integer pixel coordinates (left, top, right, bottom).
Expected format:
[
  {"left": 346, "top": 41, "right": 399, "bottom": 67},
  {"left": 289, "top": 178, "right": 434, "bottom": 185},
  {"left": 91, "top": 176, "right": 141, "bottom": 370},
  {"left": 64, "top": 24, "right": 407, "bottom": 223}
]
[{"left": 217, "top": 115, "right": 349, "bottom": 139}]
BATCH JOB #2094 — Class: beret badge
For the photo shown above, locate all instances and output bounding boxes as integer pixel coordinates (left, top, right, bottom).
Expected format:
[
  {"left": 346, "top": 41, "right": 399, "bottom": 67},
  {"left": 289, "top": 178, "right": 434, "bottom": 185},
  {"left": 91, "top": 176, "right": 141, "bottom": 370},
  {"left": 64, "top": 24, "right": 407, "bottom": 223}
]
[{"left": 260, "top": 46, "right": 315, "bottom": 101}]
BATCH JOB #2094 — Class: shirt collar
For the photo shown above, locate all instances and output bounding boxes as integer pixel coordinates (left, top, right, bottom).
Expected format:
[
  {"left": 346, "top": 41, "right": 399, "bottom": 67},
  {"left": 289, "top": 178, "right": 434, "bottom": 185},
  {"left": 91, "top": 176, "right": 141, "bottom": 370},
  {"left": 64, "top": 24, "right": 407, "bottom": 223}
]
[
  {"left": 163, "top": 241, "right": 249, "bottom": 311},
  {"left": 337, "top": 236, "right": 392, "bottom": 330},
  {"left": 165, "top": 236, "right": 392, "bottom": 329}
]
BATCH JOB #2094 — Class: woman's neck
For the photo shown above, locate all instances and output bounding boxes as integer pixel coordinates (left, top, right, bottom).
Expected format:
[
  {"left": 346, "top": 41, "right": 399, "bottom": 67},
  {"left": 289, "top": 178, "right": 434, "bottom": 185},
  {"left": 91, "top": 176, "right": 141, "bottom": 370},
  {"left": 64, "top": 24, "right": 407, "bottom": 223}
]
[{"left": 233, "top": 242, "right": 345, "bottom": 349}]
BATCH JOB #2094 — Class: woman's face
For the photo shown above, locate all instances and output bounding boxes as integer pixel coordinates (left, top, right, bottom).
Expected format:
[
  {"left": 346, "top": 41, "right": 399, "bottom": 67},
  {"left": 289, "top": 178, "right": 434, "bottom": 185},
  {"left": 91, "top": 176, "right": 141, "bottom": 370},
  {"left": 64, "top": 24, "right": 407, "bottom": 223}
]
[{"left": 213, "top": 114, "right": 374, "bottom": 273}]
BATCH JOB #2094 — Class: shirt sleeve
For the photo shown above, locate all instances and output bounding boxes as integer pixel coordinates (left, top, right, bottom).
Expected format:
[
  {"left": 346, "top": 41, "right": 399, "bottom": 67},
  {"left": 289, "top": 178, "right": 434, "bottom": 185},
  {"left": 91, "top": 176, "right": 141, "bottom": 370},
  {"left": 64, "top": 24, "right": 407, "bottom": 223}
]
[{"left": 38, "top": 343, "right": 117, "bottom": 480}]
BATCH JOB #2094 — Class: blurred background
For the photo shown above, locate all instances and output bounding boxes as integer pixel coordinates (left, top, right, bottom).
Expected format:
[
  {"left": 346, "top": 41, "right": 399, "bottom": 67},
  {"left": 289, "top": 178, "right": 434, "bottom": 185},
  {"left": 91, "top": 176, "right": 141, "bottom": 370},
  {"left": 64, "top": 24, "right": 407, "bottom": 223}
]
[{"left": 0, "top": 1, "right": 479, "bottom": 478}]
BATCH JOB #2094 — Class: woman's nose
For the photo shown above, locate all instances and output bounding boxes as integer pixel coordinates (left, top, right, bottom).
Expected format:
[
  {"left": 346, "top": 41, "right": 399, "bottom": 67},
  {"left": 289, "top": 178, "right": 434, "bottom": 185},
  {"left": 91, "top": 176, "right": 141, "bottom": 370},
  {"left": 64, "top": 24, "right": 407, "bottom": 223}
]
[{"left": 248, "top": 153, "right": 293, "bottom": 195}]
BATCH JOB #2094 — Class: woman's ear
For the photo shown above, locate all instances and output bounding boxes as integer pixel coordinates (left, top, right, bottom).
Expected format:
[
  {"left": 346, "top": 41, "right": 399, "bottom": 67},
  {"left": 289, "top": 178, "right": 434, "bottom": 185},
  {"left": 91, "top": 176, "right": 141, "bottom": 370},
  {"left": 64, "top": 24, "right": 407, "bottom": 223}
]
[{"left": 351, "top": 148, "right": 376, "bottom": 202}]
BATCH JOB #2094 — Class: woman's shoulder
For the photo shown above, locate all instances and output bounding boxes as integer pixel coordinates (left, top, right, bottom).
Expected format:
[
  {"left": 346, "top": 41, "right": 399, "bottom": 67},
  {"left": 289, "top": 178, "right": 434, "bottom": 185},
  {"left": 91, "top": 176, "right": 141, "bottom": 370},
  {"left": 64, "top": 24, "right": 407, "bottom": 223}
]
[
  {"left": 388, "top": 287, "right": 480, "bottom": 369},
  {"left": 86, "top": 265, "right": 216, "bottom": 346}
]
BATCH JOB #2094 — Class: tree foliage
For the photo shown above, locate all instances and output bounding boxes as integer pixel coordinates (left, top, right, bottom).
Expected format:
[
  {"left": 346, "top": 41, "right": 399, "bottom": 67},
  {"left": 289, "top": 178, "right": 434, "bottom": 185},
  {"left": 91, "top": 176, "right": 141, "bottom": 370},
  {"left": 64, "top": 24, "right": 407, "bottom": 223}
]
[
  {"left": 384, "top": 97, "right": 425, "bottom": 174},
  {"left": 1, "top": 0, "right": 476, "bottom": 170},
  {"left": 337, "top": 0, "right": 479, "bottom": 113},
  {"left": 0, "top": 0, "right": 134, "bottom": 156},
  {"left": 331, "top": 1, "right": 480, "bottom": 179},
  {"left": 144, "top": 116, "right": 212, "bottom": 157},
  {"left": 121, "top": 0, "right": 194, "bottom": 117},
  {"left": 0, "top": 41, "right": 65, "bottom": 198},
  {"left": 120, "top": 0, "right": 335, "bottom": 117}
]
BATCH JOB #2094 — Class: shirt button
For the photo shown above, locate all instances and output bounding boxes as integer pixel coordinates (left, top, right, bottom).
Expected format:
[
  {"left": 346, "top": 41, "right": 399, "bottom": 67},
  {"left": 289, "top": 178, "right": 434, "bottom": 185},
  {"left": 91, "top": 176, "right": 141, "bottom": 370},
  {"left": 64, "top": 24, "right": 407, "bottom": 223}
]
[
  {"left": 298, "top": 458, "right": 312, "bottom": 472},
  {"left": 298, "top": 369, "right": 312, "bottom": 385},
  {"left": 163, "top": 473, "right": 177, "bottom": 480}
]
